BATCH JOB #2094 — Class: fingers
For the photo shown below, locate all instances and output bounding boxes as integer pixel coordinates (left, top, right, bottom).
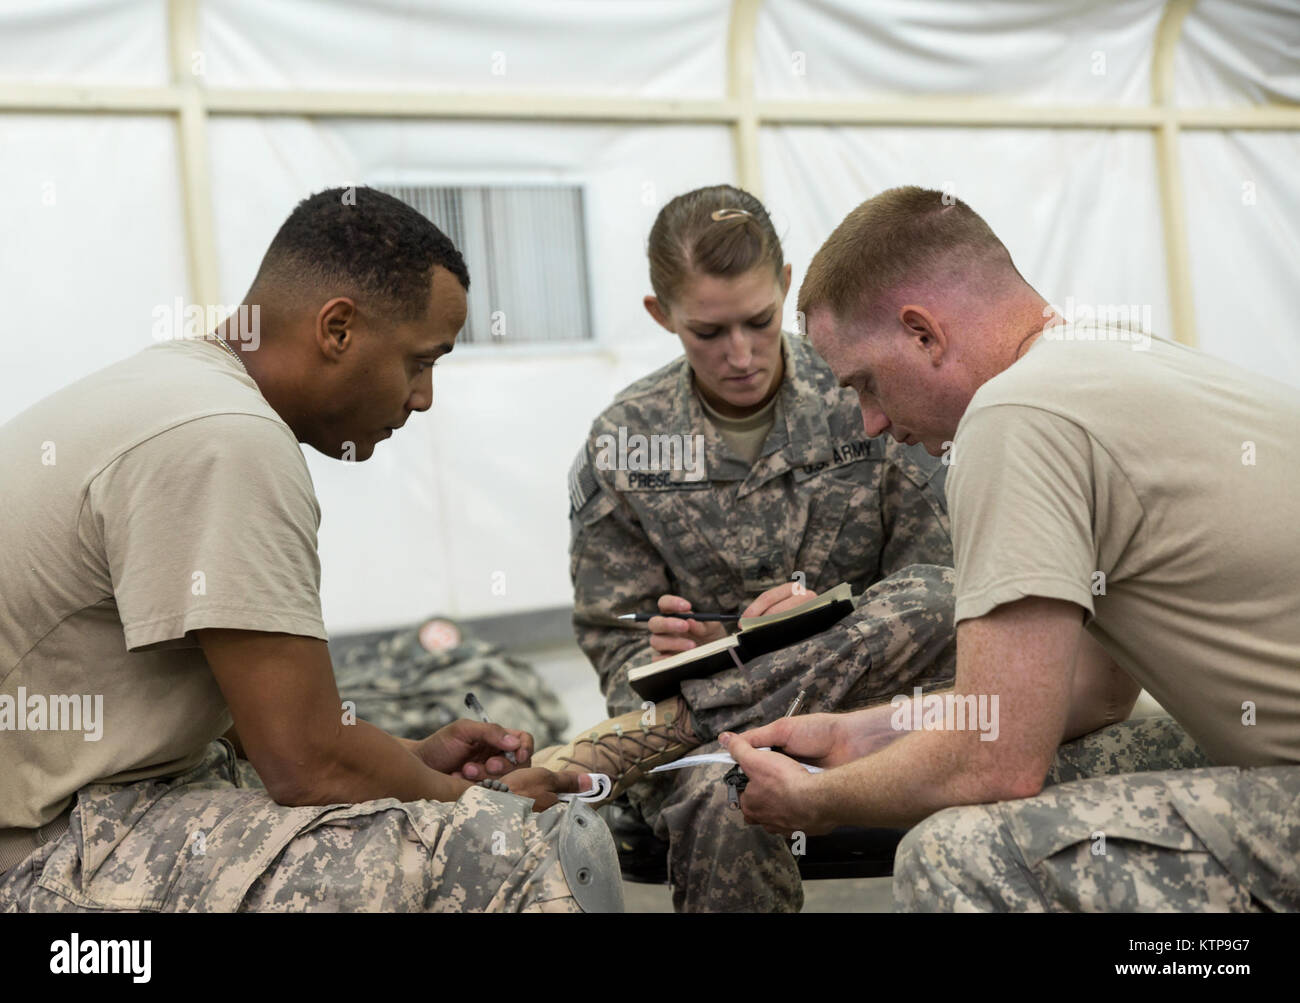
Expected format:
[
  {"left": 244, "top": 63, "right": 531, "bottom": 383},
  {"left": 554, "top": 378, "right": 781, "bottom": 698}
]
[
  {"left": 648, "top": 626, "right": 699, "bottom": 657},
  {"left": 741, "top": 583, "right": 794, "bottom": 618},
  {"left": 741, "top": 583, "right": 819, "bottom": 618},
  {"left": 764, "top": 592, "right": 819, "bottom": 616},
  {"left": 648, "top": 595, "right": 698, "bottom": 644},
  {"left": 657, "top": 594, "right": 692, "bottom": 615},
  {"left": 735, "top": 718, "right": 792, "bottom": 751},
  {"left": 650, "top": 595, "right": 727, "bottom": 655},
  {"left": 520, "top": 768, "right": 586, "bottom": 812},
  {"left": 507, "top": 729, "right": 532, "bottom": 766},
  {"left": 447, "top": 718, "right": 518, "bottom": 755},
  {"left": 546, "top": 770, "right": 585, "bottom": 795},
  {"left": 718, "top": 731, "right": 758, "bottom": 769}
]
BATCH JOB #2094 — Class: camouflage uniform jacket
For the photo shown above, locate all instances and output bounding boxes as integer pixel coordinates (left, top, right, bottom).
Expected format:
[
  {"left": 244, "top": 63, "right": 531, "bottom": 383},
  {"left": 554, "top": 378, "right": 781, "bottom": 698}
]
[{"left": 568, "top": 333, "right": 954, "bottom": 715}]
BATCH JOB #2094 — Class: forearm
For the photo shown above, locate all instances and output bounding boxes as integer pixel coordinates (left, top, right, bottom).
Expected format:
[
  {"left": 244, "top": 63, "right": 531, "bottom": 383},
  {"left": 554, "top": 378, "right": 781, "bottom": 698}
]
[
  {"left": 806, "top": 602, "right": 1086, "bottom": 828},
  {"left": 808, "top": 726, "right": 1021, "bottom": 830},
  {"left": 830, "top": 691, "right": 951, "bottom": 762},
  {"left": 274, "top": 719, "right": 471, "bottom": 807}
]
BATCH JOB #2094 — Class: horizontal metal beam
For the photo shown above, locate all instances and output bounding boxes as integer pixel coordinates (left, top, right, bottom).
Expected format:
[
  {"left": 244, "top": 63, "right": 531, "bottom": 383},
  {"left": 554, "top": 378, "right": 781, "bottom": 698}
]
[
  {"left": 5, "top": 83, "right": 1295, "bottom": 131},
  {"left": 757, "top": 100, "right": 1168, "bottom": 128},
  {"left": 204, "top": 89, "right": 742, "bottom": 123},
  {"left": 0, "top": 84, "right": 184, "bottom": 113},
  {"left": 1176, "top": 105, "right": 1300, "bottom": 129}
]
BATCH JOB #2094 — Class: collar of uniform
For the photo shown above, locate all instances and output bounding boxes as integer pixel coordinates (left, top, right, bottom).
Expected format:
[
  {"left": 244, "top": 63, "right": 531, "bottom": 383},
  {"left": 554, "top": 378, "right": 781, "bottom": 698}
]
[
  {"left": 677, "top": 363, "right": 750, "bottom": 482},
  {"left": 736, "top": 333, "right": 839, "bottom": 495}
]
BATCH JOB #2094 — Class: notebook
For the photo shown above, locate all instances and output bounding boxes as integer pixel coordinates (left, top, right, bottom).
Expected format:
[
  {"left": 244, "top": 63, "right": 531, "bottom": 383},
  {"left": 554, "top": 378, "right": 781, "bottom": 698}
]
[{"left": 627, "top": 583, "right": 855, "bottom": 702}]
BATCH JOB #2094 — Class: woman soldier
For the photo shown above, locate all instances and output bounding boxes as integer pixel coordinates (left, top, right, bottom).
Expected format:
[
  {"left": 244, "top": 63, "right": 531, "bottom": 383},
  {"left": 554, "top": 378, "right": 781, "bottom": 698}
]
[{"left": 539, "top": 185, "right": 957, "bottom": 912}]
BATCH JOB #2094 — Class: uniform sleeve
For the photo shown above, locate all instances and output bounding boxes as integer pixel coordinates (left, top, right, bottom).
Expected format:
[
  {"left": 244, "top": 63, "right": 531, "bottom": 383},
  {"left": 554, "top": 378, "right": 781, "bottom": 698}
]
[
  {"left": 87, "top": 413, "right": 327, "bottom": 650},
  {"left": 947, "top": 404, "right": 1100, "bottom": 625},
  {"left": 568, "top": 438, "right": 671, "bottom": 717},
  {"left": 877, "top": 438, "right": 954, "bottom": 578}
]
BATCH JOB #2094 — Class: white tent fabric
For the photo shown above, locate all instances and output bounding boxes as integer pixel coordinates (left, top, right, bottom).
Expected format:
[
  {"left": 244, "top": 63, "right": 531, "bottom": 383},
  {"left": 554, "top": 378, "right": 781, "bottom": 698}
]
[
  {"left": 755, "top": 0, "right": 1167, "bottom": 104},
  {"left": 762, "top": 125, "right": 1170, "bottom": 339},
  {"left": 2, "top": 0, "right": 1296, "bottom": 633},
  {"left": 201, "top": 0, "right": 730, "bottom": 97},
  {"left": 0, "top": 0, "right": 169, "bottom": 86}
]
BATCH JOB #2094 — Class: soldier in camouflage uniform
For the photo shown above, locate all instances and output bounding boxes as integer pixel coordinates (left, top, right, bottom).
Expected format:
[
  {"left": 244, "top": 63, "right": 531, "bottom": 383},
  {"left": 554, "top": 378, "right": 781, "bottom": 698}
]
[
  {"left": 0, "top": 619, "right": 601, "bottom": 912},
  {"left": 0, "top": 739, "right": 618, "bottom": 913},
  {"left": 559, "top": 186, "right": 957, "bottom": 912},
  {"left": 894, "top": 715, "right": 1300, "bottom": 912}
]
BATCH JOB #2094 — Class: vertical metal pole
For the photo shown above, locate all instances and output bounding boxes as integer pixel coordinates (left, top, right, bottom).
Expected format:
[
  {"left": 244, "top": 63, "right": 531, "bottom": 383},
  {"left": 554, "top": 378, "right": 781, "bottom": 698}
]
[
  {"left": 727, "top": 0, "right": 763, "bottom": 196},
  {"left": 168, "top": 0, "right": 219, "bottom": 308},
  {"left": 1152, "top": 0, "right": 1198, "bottom": 347}
]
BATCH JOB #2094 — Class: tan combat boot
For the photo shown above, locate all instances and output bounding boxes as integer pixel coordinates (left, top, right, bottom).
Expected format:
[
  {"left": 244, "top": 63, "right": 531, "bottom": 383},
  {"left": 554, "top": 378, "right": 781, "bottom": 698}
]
[{"left": 532, "top": 695, "right": 699, "bottom": 803}]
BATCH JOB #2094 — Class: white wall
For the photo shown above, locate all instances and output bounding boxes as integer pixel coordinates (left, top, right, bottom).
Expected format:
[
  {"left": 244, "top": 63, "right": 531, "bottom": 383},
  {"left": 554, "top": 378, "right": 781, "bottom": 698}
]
[{"left": 2, "top": 0, "right": 1297, "bottom": 633}]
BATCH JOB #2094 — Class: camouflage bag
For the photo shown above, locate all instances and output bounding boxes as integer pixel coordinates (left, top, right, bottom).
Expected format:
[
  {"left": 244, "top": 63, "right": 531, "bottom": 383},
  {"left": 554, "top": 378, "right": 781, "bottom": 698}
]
[{"left": 329, "top": 622, "right": 570, "bottom": 747}]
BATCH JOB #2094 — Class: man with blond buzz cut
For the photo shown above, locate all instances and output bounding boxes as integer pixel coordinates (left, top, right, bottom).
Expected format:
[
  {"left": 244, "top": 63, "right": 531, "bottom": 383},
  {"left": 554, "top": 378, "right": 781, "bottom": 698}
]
[{"left": 719, "top": 185, "right": 1300, "bottom": 912}]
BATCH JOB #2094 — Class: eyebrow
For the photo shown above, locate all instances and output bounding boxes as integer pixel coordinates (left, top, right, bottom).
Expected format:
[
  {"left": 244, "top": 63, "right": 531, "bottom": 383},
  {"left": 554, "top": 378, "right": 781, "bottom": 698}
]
[
  {"left": 419, "top": 343, "right": 454, "bottom": 357},
  {"left": 687, "top": 303, "right": 778, "bottom": 328}
]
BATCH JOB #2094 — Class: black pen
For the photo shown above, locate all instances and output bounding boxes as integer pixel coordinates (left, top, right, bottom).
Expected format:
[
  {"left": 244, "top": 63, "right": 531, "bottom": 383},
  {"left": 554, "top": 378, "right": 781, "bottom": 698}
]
[{"left": 618, "top": 611, "right": 741, "bottom": 622}]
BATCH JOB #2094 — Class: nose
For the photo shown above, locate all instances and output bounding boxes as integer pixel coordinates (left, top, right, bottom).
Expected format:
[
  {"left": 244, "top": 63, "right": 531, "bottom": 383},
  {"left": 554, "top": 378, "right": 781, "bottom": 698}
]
[
  {"left": 408, "top": 370, "right": 434, "bottom": 413},
  {"left": 726, "top": 327, "right": 753, "bottom": 371},
  {"left": 860, "top": 405, "right": 890, "bottom": 438}
]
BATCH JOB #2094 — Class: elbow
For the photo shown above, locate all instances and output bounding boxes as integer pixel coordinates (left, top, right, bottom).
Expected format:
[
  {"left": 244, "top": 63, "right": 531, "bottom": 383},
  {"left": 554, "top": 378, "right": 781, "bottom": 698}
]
[
  {"left": 996, "top": 771, "right": 1046, "bottom": 802},
  {"left": 264, "top": 774, "right": 324, "bottom": 808},
  {"left": 965, "top": 760, "right": 1047, "bottom": 804},
  {"left": 258, "top": 762, "right": 322, "bottom": 807},
  {"left": 251, "top": 745, "right": 344, "bottom": 808}
]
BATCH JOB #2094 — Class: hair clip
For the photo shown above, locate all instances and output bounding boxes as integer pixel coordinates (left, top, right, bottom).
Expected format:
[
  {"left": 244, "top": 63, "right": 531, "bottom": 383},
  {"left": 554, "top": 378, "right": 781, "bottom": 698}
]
[{"left": 710, "top": 208, "right": 752, "bottom": 221}]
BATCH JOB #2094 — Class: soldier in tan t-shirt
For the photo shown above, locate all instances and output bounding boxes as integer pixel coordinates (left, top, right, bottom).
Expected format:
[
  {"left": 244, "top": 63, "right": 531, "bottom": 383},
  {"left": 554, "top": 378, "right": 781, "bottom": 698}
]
[
  {"left": 720, "top": 185, "right": 1300, "bottom": 912},
  {"left": 0, "top": 187, "right": 621, "bottom": 913}
]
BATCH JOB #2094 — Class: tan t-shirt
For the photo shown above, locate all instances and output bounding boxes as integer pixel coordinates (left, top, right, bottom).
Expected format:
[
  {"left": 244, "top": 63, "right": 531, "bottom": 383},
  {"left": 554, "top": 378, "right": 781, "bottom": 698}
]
[
  {"left": 698, "top": 390, "right": 780, "bottom": 468},
  {"left": 948, "top": 331, "right": 1300, "bottom": 768},
  {"left": 0, "top": 339, "right": 327, "bottom": 829}
]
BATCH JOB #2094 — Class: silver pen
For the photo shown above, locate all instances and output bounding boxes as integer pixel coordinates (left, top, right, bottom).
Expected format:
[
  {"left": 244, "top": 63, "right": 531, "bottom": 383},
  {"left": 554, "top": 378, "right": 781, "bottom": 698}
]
[{"left": 464, "top": 692, "right": 517, "bottom": 765}]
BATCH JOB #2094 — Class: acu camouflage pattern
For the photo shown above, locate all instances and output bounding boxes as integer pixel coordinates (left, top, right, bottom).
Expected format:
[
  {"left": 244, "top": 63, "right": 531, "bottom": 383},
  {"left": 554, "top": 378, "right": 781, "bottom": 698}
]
[
  {"left": 569, "top": 334, "right": 955, "bottom": 911},
  {"left": 569, "top": 333, "right": 953, "bottom": 720},
  {"left": 330, "top": 626, "right": 569, "bottom": 747},
  {"left": 631, "top": 564, "right": 958, "bottom": 912},
  {"left": 896, "top": 715, "right": 1300, "bottom": 912},
  {"left": 0, "top": 739, "right": 622, "bottom": 913}
]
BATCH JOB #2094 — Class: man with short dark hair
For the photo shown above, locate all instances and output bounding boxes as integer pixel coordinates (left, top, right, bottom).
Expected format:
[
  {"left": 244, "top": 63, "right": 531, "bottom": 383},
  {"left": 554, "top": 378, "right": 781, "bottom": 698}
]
[
  {"left": 0, "top": 187, "right": 621, "bottom": 913},
  {"left": 722, "top": 185, "right": 1300, "bottom": 912}
]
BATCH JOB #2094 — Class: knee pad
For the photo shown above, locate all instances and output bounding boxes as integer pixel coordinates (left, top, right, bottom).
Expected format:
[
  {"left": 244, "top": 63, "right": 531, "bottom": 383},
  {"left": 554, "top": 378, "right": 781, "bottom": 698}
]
[{"left": 556, "top": 800, "right": 624, "bottom": 913}]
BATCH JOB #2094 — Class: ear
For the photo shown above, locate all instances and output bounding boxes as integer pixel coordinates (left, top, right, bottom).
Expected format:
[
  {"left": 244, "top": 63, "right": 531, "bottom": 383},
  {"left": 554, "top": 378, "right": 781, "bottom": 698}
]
[
  {"left": 315, "top": 297, "right": 356, "bottom": 358},
  {"left": 898, "top": 305, "right": 947, "bottom": 365},
  {"left": 643, "top": 295, "right": 676, "bottom": 335},
  {"left": 779, "top": 262, "right": 793, "bottom": 298}
]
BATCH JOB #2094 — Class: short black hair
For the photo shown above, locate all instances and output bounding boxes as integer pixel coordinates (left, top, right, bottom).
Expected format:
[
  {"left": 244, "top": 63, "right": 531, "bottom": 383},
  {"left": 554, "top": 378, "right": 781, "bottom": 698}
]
[{"left": 252, "top": 186, "right": 469, "bottom": 321}]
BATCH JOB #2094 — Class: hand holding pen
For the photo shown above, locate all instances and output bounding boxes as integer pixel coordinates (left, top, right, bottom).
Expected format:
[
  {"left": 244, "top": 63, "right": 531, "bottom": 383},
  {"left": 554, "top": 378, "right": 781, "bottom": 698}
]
[
  {"left": 464, "top": 692, "right": 518, "bottom": 766},
  {"left": 723, "top": 689, "right": 806, "bottom": 809},
  {"left": 636, "top": 594, "right": 736, "bottom": 660}
]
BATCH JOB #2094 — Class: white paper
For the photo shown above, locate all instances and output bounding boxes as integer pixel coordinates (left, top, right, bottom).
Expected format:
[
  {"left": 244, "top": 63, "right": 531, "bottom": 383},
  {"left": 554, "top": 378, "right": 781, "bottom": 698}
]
[{"left": 649, "top": 750, "right": 823, "bottom": 774}]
